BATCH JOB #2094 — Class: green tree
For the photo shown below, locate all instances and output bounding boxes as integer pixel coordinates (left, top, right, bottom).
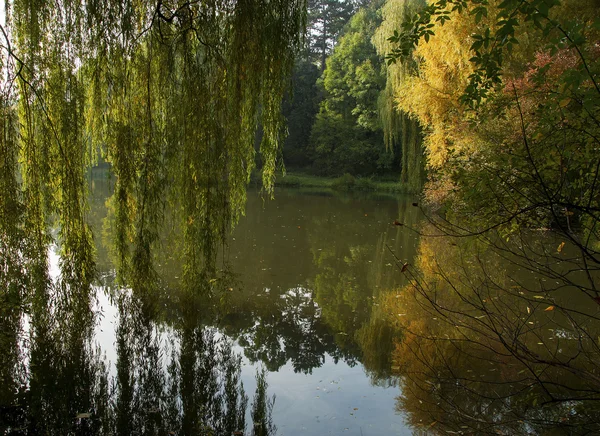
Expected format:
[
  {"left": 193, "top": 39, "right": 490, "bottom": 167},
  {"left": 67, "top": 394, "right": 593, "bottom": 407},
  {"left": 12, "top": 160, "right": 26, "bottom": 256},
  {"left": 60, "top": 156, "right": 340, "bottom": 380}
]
[
  {"left": 282, "top": 60, "right": 322, "bottom": 168},
  {"left": 306, "top": 0, "right": 356, "bottom": 70},
  {"left": 310, "top": 3, "right": 395, "bottom": 176},
  {"left": 0, "top": 0, "right": 306, "bottom": 288}
]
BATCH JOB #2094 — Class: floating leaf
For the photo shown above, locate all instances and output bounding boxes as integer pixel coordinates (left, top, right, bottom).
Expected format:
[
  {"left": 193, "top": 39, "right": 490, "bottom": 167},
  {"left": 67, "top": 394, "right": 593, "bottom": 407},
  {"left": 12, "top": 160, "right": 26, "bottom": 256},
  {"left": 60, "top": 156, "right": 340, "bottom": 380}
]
[
  {"left": 557, "top": 241, "right": 565, "bottom": 252},
  {"left": 526, "top": 307, "right": 531, "bottom": 314},
  {"left": 401, "top": 263, "right": 409, "bottom": 272},
  {"left": 545, "top": 306, "right": 555, "bottom": 311}
]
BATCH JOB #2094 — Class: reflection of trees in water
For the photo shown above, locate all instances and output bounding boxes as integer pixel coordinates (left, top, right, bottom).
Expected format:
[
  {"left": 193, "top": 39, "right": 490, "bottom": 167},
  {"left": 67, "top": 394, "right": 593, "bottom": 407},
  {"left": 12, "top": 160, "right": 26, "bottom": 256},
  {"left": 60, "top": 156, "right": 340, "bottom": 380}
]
[
  {"left": 114, "top": 291, "right": 253, "bottom": 435},
  {"left": 382, "top": 229, "right": 600, "bottom": 434},
  {"left": 94, "top": 182, "right": 410, "bottom": 377},
  {"left": 225, "top": 287, "right": 341, "bottom": 374},
  {"left": 0, "top": 272, "right": 275, "bottom": 435},
  {"left": 204, "top": 193, "right": 420, "bottom": 377},
  {"left": 308, "top": 198, "right": 419, "bottom": 382}
]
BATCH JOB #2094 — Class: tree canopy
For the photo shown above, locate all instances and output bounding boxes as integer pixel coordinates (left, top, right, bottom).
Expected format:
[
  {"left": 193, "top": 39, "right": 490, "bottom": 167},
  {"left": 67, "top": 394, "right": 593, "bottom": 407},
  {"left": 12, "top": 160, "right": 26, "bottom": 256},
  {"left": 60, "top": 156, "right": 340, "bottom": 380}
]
[
  {"left": 0, "top": 0, "right": 307, "bottom": 286},
  {"left": 309, "top": 3, "right": 394, "bottom": 176}
]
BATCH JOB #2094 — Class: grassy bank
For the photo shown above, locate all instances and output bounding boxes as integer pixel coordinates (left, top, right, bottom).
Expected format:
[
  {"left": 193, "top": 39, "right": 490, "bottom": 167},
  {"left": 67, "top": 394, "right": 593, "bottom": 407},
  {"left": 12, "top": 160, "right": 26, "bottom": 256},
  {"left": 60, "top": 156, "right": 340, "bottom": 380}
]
[{"left": 269, "top": 172, "right": 417, "bottom": 194}]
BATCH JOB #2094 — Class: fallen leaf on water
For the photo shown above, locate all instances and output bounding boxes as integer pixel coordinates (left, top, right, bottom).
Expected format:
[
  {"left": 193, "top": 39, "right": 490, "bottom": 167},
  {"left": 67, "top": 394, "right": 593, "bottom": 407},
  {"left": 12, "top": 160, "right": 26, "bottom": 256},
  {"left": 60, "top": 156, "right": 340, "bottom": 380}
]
[
  {"left": 353, "top": 408, "right": 358, "bottom": 410},
  {"left": 76, "top": 413, "right": 91, "bottom": 419},
  {"left": 533, "top": 296, "right": 544, "bottom": 299},
  {"left": 527, "top": 307, "right": 531, "bottom": 314},
  {"left": 545, "top": 306, "right": 555, "bottom": 311},
  {"left": 557, "top": 242, "right": 565, "bottom": 252},
  {"left": 401, "top": 263, "right": 409, "bottom": 272}
]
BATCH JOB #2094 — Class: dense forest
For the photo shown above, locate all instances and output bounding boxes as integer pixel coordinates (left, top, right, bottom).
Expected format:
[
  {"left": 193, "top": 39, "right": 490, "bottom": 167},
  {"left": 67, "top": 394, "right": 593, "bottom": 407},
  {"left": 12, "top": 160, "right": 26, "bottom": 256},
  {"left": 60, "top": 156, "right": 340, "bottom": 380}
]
[
  {"left": 282, "top": 0, "right": 424, "bottom": 189},
  {"left": 285, "top": 0, "right": 599, "bottom": 209}
]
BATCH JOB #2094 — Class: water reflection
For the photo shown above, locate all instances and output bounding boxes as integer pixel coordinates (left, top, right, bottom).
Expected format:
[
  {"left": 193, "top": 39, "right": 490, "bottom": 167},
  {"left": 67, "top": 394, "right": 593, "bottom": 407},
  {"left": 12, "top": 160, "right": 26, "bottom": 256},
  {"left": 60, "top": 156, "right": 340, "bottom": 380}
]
[
  {"left": 1, "top": 279, "right": 275, "bottom": 434},
  {"left": 8, "top": 170, "right": 598, "bottom": 434},
  {"left": 220, "top": 190, "right": 418, "bottom": 377},
  {"left": 2, "top": 173, "right": 418, "bottom": 434},
  {"left": 382, "top": 227, "right": 600, "bottom": 434}
]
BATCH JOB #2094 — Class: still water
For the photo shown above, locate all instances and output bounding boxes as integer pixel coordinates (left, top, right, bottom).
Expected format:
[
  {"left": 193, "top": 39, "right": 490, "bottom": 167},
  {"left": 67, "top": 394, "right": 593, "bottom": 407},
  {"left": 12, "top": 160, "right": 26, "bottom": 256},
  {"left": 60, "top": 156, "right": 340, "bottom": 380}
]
[
  {"left": 94, "top": 185, "right": 420, "bottom": 435},
  {"left": 0, "top": 174, "right": 421, "bottom": 435},
  {"left": 3, "top": 174, "right": 599, "bottom": 435}
]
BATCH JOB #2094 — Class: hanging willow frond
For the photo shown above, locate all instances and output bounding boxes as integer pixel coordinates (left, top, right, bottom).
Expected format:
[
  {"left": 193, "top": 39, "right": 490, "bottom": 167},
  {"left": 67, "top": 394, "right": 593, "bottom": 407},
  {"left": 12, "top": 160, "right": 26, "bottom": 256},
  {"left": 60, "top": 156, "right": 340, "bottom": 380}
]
[{"left": 1, "top": 0, "right": 307, "bottom": 292}]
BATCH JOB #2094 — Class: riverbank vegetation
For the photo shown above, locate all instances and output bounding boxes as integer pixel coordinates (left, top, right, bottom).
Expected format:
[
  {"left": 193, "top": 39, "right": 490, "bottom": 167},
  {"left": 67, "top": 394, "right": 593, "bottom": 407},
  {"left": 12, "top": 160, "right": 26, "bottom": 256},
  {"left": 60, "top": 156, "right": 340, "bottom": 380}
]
[{"left": 374, "top": 0, "right": 600, "bottom": 432}]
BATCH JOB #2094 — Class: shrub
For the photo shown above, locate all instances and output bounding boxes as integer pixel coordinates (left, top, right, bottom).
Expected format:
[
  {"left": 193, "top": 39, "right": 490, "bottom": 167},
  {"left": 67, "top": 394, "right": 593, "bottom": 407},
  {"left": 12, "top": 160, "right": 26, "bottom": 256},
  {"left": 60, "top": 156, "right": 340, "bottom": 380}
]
[{"left": 331, "top": 173, "right": 356, "bottom": 191}]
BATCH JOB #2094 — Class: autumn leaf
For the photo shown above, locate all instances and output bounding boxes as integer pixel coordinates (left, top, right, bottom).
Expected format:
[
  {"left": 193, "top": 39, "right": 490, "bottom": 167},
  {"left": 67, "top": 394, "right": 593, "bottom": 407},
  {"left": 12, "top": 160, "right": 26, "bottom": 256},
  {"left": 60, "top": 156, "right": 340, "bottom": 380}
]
[
  {"left": 557, "top": 242, "right": 565, "bottom": 252},
  {"left": 545, "top": 306, "right": 555, "bottom": 311}
]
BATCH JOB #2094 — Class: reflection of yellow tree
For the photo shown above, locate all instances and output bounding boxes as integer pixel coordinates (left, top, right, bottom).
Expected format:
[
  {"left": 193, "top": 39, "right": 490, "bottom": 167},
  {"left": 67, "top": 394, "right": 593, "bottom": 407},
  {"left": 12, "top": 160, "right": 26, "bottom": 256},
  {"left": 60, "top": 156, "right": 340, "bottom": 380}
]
[
  {"left": 382, "top": 228, "right": 600, "bottom": 434},
  {"left": 308, "top": 197, "right": 421, "bottom": 376}
]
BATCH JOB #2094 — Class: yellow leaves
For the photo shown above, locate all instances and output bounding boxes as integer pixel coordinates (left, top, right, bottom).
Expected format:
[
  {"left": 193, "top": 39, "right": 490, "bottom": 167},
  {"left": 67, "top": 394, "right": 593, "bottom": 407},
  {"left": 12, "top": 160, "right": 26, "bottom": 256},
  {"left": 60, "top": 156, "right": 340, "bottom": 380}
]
[
  {"left": 528, "top": 305, "right": 555, "bottom": 313},
  {"left": 424, "top": 130, "right": 450, "bottom": 169},
  {"left": 557, "top": 241, "right": 565, "bottom": 252}
]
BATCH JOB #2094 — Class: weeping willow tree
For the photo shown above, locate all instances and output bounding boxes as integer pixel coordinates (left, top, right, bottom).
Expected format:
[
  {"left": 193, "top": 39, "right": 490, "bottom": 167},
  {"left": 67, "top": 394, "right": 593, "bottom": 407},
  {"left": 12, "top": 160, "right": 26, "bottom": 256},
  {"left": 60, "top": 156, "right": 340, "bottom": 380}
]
[
  {"left": 373, "top": 0, "right": 425, "bottom": 192},
  {"left": 0, "top": 0, "right": 306, "bottom": 293}
]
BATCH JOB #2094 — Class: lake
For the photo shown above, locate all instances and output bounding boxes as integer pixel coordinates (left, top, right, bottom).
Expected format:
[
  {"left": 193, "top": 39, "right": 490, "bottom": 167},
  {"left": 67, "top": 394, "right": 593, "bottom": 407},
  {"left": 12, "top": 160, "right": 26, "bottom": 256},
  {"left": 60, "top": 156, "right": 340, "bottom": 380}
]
[{"left": 2, "top": 173, "right": 599, "bottom": 435}]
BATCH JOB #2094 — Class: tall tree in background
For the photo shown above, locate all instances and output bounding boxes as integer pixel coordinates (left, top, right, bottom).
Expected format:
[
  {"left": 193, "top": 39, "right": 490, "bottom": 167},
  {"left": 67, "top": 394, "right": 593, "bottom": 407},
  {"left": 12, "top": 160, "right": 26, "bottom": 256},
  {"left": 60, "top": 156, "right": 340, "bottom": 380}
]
[
  {"left": 282, "top": 60, "right": 322, "bottom": 168},
  {"left": 306, "top": 0, "right": 356, "bottom": 70}
]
